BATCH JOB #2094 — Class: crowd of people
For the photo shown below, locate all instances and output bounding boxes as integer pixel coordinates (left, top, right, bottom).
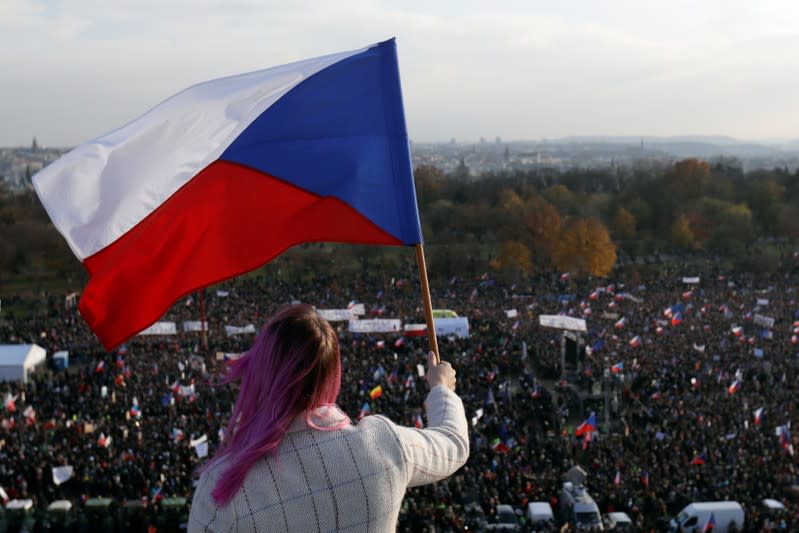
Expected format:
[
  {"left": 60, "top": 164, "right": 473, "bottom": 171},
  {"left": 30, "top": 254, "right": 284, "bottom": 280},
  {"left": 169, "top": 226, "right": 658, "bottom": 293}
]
[{"left": 1, "top": 254, "right": 798, "bottom": 531}]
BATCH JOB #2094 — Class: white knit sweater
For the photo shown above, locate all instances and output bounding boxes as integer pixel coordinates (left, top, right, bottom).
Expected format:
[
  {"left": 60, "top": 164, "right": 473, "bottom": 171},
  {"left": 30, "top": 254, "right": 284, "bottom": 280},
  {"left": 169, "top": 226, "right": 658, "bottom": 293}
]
[{"left": 189, "top": 385, "right": 469, "bottom": 532}]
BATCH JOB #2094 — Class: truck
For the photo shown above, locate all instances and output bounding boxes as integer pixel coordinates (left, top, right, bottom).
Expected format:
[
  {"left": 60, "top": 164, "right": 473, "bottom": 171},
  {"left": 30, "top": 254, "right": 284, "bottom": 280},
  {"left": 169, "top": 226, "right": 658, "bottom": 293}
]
[
  {"left": 560, "top": 481, "right": 603, "bottom": 530},
  {"left": 669, "top": 501, "right": 744, "bottom": 532}
]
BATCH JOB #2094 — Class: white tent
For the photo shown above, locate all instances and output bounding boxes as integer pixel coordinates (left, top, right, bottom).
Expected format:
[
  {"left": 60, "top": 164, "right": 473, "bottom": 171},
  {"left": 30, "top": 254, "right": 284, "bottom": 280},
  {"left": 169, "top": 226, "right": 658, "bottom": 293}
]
[{"left": 0, "top": 344, "right": 46, "bottom": 383}]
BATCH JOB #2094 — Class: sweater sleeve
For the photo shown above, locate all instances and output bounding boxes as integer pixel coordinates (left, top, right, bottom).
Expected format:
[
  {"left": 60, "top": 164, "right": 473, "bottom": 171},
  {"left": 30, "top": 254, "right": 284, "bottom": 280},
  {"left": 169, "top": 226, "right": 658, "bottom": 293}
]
[{"left": 382, "top": 385, "right": 469, "bottom": 487}]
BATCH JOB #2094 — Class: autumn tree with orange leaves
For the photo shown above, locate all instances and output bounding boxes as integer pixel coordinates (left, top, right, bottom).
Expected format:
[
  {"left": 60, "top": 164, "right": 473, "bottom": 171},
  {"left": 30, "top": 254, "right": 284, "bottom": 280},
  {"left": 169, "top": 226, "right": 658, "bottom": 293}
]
[{"left": 552, "top": 217, "right": 617, "bottom": 277}]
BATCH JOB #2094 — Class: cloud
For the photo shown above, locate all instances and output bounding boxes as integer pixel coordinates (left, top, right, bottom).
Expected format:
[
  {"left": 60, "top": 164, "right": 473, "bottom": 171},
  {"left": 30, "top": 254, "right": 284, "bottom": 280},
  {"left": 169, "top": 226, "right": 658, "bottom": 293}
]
[{"left": 1, "top": 0, "right": 799, "bottom": 144}]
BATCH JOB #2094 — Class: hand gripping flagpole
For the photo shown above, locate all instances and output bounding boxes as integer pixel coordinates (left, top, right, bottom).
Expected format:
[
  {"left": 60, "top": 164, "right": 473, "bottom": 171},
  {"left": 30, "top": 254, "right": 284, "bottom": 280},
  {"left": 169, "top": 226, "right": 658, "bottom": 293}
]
[{"left": 415, "top": 244, "right": 440, "bottom": 364}]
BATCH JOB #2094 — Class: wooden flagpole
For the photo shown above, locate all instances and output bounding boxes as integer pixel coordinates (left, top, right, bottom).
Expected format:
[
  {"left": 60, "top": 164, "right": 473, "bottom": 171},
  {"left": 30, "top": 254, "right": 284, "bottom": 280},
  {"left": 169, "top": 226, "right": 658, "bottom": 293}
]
[{"left": 415, "top": 244, "right": 439, "bottom": 363}]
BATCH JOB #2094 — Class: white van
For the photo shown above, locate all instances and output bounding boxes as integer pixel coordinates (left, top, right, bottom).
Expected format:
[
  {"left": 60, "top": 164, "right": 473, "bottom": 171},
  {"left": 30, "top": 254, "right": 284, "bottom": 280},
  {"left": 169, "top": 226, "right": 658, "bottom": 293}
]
[
  {"left": 527, "top": 502, "right": 555, "bottom": 525},
  {"left": 560, "top": 482, "right": 603, "bottom": 530},
  {"left": 669, "top": 501, "right": 744, "bottom": 532}
]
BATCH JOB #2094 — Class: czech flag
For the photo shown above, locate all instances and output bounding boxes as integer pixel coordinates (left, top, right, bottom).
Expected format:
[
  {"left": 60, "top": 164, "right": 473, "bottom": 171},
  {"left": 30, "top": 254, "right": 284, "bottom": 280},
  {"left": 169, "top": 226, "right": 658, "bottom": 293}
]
[
  {"left": 671, "top": 312, "right": 683, "bottom": 326},
  {"left": 33, "top": 39, "right": 422, "bottom": 350},
  {"left": 703, "top": 513, "right": 716, "bottom": 532},
  {"left": 614, "top": 317, "right": 627, "bottom": 329},
  {"left": 691, "top": 452, "right": 706, "bottom": 465},
  {"left": 753, "top": 407, "right": 764, "bottom": 426},
  {"left": 403, "top": 324, "right": 428, "bottom": 337},
  {"left": 575, "top": 412, "right": 597, "bottom": 437},
  {"left": 727, "top": 379, "right": 741, "bottom": 395},
  {"left": 629, "top": 336, "right": 642, "bottom": 348},
  {"left": 640, "top": 470, "right": 649, "bottom": 488},
  {"left": 778, "top": 424, "right": 791, "bottom": 451},
  {"left": 611, "top": 362, "right": 624, "bottom": 374},
  {"left": 732, "top": 326, "right": 743, "bottom": 337}
]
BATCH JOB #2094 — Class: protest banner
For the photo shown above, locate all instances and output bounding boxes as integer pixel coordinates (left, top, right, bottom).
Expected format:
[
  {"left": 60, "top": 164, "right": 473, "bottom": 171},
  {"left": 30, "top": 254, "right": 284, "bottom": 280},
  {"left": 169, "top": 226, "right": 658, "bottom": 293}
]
[{"left": 138, "top": 322, "right": 177, "bottom": 336}]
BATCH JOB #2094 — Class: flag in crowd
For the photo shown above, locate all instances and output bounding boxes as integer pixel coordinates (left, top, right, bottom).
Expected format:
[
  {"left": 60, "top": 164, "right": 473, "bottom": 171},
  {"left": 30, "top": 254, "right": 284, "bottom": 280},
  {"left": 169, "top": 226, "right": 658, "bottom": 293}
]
[
  {"left": 3, "top": 394, "right": 16, "bottom": 413},
  {"left": 575, "top": 412, "right": 597, "bottom": 437},
  {"left": 611, "top": 362, "right": 624, "bottom": 374},
  {"left": 692, "top": 452, "right": 707, "bottom": 465},
  {"left": 703, "top": 513, "right": 716, "bottom": 532},
  {"left": 369, "top": 385, "right": 383, "bottom": 400},
  {"left": 753, "top": 407, "right": 764, "bottom": 426},
  {"left": 629, "top": 336, "right": 642, "bottom": 348},
  {"left": 777, "top": 424, "right": 793, "bottom": 454},
  {"left": 22, "top": 406, "right": 35, "bottom": 425},
  {"left": 728, "top": 380, "right": 742, "bottom": 395}
]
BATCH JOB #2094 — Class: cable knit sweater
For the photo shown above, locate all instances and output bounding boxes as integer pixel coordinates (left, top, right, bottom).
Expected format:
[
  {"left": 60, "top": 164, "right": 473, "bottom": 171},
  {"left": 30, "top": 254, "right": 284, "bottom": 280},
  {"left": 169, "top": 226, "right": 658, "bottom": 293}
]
[{"left": 189, "top": 385, "right": 469, "bottom": 532}]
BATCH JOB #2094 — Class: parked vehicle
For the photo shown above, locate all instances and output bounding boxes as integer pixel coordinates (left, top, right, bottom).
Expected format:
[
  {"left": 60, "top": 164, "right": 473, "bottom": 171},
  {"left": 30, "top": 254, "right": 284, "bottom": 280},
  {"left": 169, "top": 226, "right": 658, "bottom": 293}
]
[
  {"left": 486, "top": 504, "right": 521, "bottom": 531},
  {"left": 669, "top": 501, "right": 744, "bottom": 533},
  {"left": 560, "top": 481, "right": 603, "bottom": 530},
  {"left": 602, "top": 511, "right": 633, "bottom": 531},
  {"left": 527, "top": 501, "right": 555, "bottom": 526}
]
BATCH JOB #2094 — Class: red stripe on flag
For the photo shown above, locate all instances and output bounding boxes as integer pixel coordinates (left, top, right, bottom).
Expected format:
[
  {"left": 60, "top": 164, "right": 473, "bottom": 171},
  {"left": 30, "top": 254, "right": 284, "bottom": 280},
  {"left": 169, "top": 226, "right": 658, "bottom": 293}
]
[{"left": 80, "top": 160, "right": 401, "bottom": 349}]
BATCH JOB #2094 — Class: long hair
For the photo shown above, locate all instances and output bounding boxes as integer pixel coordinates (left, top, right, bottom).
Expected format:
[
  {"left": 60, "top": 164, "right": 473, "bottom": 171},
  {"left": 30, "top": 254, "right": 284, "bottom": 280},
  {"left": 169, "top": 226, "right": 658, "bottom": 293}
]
[{"left": 204, "top": 303, "right": 344, "bottom": 506}]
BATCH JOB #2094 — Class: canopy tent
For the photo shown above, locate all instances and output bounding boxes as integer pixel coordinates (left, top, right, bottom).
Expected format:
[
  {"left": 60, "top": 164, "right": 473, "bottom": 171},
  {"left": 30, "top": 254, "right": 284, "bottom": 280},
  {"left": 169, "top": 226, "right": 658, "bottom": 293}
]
[{"left": 0, "top": 344, "right": 46, "bottom": 383}]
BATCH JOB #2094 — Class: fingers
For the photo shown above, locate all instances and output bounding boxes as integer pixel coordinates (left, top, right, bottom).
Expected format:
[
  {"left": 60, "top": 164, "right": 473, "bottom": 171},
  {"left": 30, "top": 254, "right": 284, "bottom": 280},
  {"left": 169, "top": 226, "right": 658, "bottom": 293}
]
[{"left": 427, "top": 350, "right": 438, "bottom": 368}]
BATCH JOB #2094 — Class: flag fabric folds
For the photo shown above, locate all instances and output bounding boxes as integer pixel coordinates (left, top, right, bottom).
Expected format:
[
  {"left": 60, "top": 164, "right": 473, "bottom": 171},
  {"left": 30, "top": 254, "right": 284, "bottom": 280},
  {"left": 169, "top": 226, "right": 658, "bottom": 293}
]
[{"left": 33, "top": 39, "right": 422, "bottom": 350}]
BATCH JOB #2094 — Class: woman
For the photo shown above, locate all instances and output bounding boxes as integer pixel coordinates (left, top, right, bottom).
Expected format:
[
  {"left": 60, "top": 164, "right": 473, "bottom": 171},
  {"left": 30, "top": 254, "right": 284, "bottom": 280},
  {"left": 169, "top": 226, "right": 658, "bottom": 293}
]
[{"left": 189, "top": 304, "right": 468, "bottom": 532}]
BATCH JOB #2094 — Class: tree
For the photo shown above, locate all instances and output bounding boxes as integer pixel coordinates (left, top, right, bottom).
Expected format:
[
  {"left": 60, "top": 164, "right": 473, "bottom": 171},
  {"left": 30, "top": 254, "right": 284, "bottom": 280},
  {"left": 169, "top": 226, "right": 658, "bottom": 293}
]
[
  {"left": 777, "top": 204, "right": 799, "bottom": 239},
  {"left": 612, "top": 207, "right": 636, "bottom": 240},
  {"left": 495, "top": 240, "right": 533, "bottom": 277},
  {"left": 747, "top": 179, "right": 784, "bottom": 235},
  {"left": 414, "top": 165, "right": 446, "bottom": 206},
  {"left": 522, "top": 194, "right": 562, "bottom": 271},
  {"left": 670, "top": 213, "right": 695, "bottom": 250},
  {"left": 552, "top": 218, "right": 616, "bottom": 277},
  {"left": 542, "top": 184, "right": 578, "bottom": 215},
  {"left": 667, "top": 158, "right": 710, "bottom": 201}
]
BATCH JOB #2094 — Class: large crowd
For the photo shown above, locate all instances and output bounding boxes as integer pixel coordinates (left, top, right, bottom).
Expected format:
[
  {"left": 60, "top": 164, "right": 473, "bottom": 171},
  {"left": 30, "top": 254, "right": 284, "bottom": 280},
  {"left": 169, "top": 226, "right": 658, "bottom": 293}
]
[{"left": 1, "top": 254, "right": 798, "bottom": 532}]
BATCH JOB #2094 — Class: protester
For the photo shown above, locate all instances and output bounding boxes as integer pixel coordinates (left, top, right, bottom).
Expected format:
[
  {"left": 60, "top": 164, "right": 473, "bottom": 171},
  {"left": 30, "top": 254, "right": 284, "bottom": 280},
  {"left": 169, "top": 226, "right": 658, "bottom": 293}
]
[{"left": 188, "top": 304, "right": 468, "bottom": 531}]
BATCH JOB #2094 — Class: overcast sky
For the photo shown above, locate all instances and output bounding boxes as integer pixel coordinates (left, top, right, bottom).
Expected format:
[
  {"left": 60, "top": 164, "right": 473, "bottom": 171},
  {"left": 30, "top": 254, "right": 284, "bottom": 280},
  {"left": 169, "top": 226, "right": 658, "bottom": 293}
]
[{"left": 2, "top": 0, "right": 798, "bottom": 147}]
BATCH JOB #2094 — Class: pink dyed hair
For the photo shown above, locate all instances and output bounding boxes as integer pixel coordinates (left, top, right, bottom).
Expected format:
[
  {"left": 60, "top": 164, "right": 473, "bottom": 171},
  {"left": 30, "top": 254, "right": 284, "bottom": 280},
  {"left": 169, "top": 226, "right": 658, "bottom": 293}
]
[{"left": 202, "top": 304, "right": 344, "bottom": 506}]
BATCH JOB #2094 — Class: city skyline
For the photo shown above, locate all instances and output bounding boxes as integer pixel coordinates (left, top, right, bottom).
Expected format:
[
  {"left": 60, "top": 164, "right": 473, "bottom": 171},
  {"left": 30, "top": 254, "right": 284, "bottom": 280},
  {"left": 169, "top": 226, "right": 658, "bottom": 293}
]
[{"left": 2, "top": 0, "right": 798, "bottom": 146}]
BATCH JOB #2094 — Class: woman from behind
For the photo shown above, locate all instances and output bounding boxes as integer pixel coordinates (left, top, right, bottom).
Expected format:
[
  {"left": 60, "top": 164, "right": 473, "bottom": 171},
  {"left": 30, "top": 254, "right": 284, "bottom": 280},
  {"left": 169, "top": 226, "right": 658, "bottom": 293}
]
[{"left": 189, "top": 303, "right": 468, "bottom": 532}]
